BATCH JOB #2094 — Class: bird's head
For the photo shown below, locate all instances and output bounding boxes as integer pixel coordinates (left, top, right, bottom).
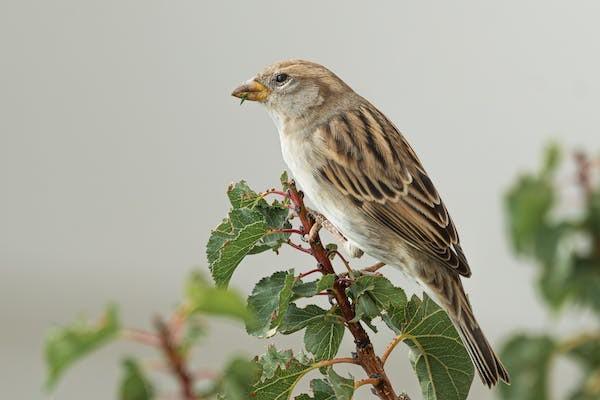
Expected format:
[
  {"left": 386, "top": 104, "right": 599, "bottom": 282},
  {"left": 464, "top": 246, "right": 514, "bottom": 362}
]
[{"left": 231, "top": 59, "right": 352, "bottom": 119}]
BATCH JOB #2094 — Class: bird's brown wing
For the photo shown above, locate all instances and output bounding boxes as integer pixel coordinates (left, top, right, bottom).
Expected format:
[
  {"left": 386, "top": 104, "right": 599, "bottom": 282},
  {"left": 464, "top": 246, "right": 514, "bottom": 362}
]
[{"left": 316, "top": 104, "right": 471, "bottom": 277}]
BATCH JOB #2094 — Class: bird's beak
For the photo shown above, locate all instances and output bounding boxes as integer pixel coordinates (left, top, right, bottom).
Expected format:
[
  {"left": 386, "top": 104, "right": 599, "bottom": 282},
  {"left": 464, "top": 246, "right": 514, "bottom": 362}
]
[{"left": 231, "top": 79, "right": 270, "bottom": 103}]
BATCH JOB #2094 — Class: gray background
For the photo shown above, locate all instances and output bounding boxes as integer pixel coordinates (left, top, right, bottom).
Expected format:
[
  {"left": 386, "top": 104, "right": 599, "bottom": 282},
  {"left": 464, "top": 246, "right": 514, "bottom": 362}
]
[{"left": 1, "top": 1, "right": 599, "bottom": 399}]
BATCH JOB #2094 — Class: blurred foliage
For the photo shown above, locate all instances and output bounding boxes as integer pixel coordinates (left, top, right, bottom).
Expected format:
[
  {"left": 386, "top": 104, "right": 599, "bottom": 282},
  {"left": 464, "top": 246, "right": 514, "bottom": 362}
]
[
  {"left": 500, "top": 144, "right": 600, "bottom": 400},
  {"left": 45, "top": 304, "right": 120, "bottom": 390},
  {"left": 43, "top": 270, "right": 252, "bottom": 400}
]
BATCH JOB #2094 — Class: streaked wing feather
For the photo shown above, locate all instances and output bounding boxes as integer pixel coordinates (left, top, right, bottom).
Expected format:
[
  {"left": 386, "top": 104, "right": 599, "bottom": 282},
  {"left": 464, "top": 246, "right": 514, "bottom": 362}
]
[{"left": 317, "top": 105, "right": 471, "bottom": 277}]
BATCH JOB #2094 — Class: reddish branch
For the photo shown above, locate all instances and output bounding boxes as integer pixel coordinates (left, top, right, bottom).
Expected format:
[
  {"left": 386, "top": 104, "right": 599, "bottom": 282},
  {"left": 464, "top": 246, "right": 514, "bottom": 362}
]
[
  {"left": 155, "top": 317, "right": 197, "bottom": 400},
  {"left": 121, "top": 328, "right": 161, "bottom": 347},
  {"left": 574, "top": 151, "right": 600, "bottom": 257},
  {"left": 575, "top": 151, "right": 593, "bottom": 200},
  {"left": 287, "top": 182, "right": 401, "bottom": 400}
]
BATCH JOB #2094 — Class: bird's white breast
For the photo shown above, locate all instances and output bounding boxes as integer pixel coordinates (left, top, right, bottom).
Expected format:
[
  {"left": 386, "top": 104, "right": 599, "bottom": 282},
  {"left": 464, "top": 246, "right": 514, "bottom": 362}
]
[{"left": 270, "top": 109, "right": 418, "bottom": 275}]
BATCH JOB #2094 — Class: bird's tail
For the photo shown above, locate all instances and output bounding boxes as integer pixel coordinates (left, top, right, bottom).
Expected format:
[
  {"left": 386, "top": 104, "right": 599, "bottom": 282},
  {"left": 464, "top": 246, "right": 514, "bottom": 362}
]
[{"left": 448, "top": 279, "right": 511, "bottom": 387}]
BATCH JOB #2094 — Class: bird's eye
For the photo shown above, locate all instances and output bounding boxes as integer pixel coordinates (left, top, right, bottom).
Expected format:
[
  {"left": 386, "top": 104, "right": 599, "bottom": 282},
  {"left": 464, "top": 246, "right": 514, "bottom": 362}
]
[{"left": 274, "top": 73, "right": 289, "bottom": 84}]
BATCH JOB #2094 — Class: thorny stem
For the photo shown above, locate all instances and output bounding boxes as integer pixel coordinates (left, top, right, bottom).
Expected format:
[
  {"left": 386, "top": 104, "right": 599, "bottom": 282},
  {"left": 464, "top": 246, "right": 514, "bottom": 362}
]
[
  {"left": 287, "top": 181, "right": 403, "bottom": 400},
  {"left": 155, "top": 317, "right": 197, "bottom": 400}
]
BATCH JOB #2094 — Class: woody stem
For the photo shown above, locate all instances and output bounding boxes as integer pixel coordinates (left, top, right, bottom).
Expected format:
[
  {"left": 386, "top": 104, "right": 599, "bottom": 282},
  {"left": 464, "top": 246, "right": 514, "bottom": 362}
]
[{"left": 287, "top": 182, "right": 399, "bottom": 400}]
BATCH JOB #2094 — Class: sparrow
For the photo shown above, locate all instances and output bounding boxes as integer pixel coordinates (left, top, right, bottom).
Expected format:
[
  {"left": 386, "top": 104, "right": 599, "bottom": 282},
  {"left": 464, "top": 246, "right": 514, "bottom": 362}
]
[{"left": 231, "top": 59, "right": 510, "bottom": 387}]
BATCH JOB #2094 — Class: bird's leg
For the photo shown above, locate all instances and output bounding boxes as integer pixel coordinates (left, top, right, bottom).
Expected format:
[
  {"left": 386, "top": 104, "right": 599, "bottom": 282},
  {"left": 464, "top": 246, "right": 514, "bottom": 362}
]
[
  {"left": 361, "top": 262, "right": 386, "bottom": 275},
  {"left": 304, "top": 218, "right": 322, "bottom": 244},
  {"left": 306, "top": 209, "right": 364, "bottom": 258},
  {"left": 359, "top": 263, "right": 386, "bottom": 277}
]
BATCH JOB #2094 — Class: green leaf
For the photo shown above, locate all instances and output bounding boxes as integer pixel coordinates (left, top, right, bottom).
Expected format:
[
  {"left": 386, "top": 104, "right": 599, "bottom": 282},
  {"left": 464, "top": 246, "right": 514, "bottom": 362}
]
[
  {"left": 292, "top": 274, "right": 335, "bottom": 298},
  {"left": 247, "top": 271, "right": 296, "bottom": 337},
  {"left": 119, "top": 358, "right": 154, "bottom": 400},
  {"left": 45, "top": 304, "right": 120, "bottom": 390},
  {"left": 258, "top": 346, "right": 295, "bottom": 381},
  {"left": 498, "top": 334, "right": 555, "bottom": 400},
  {"left": 280, "top": 171, "right": 290, "bottom": 191},
  {"left": 219, "top": 357, "right": 261, "bottom": 400},
  {"left": 384, "top": 294, "right": 473, "bottom": 400},
  {"left": 208, "top": 181, "right": 293, "bottom": 287},
  {"left": 304, "top": 315, "right": 345, "bottom": 361},
  {"left": 295, "top": 379, "right": 336, "bottom": 400},
  {"left": 325, "top": 367, "right": 354, "bottom": 400},
  {"left": 184, "top": 271, "right": 251, "bottom": 322},
  {"left": 252, "top": 350, "right": 315, "bottom": 400},
  {"left": 178, "top": 316, "right": 206, "bottom": 355},
  {"left": 566, "top": 336, "right": 600, "bottom": 400},
  {"left": 207, "top": 208, "right": 268, "bottom": 287},
  {"left": 279, "top": 303, "right": 344, "bottom": 361},
  {"left": 227, "top": 180, "right": 291, "bottom": 254},
  {"left": 227, "top": 181, "right": 266, "bottom": 209},
  {"left": 569, "top": 256, "right": 600, "bottom": 312},
  {"left": 565, "top": 333, "right": 600, "bottom": 370},
  {"left": 505, "top": 174, "right": 555, "bottom": 255},
  {"left": 586, "top": 189, "right": 600, "bottom": 237},
  {"left": 568, "top": 370, "right": 600, "bottom": 400},
  {"left": 347, "top": 275, "right": 407, "bottom": 322},
  {"left": 541, "top": 142, "right": 561, "bottom": 177},
  {"left": 280, "top": 304, "right": 328, "bottom": 334},
  {"left": 534, "top": 222, "right": 575, "bottom": 310}
]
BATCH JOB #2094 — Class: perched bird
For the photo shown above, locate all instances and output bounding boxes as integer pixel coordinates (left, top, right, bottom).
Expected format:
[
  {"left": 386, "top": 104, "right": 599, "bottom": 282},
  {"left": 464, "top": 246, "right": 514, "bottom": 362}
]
[{"left": 231, "top": 59, "right": 510, "bottom": 387}]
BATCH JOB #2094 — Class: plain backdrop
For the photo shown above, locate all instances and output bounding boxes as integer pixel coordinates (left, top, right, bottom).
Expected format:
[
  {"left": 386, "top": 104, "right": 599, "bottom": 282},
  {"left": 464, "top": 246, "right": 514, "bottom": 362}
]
[{"left": 1, "top": 1, "right": 599, "bottom": 399}]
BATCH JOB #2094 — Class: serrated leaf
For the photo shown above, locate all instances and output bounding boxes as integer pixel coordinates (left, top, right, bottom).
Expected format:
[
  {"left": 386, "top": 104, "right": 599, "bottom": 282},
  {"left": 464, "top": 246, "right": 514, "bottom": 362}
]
[
  {"left": 247, "top": 271, "right": 295, "bottom": 337},
  {"left": 228, "top": 181, "right": 267, "bottom": 209},
  {"left": 295, "top": 379, "right": 336, "bottom": 400},
  {"left": 292, "top": 274, "right": 335, "bottom": 298},
  {"left": 258, "top": 346, "right": 295, "bottom": 381},
  {"left": 384, "top": 294, "right": 473, "bottom": 400},
  {"left": 255, "top": 200, "right": 291, "bottom": 253},
  {"left": 280, "top": 171, "right": 290, "bottom": 190},
  {"left": 326, "top": 368, "right": 354, "bottom": 400},
  {"left": 280, "top": 304, "right": 328, "bottom": 334},
  {"left": 184, "top": 271, "right": 251, "bottom": 322},
  {"left": 227, "top": 180, "right": 291, "bottom": 254},
  {"left": 208, "top": 208, "right": 268, "bottom": 287},
  {"left": 347, "top": 275, "right": 407, "bottom": 322},
  {"left": 498, "top": 334, "right": 555, "bottom": 400},
  {"left": 304, "top": 315, "right": 345, "bottom": 361},
  {"left": 119, "top": 358, "right": 154, "bottom": 400},
  {"left": 45, "top": 304, "right": 120, "bottom": 390},
  {"left": 219, "top": 357, "right": 260, "bottom": 400},
  {"left": 252, "top": 352, "right": 315, "bottom": 400}
]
